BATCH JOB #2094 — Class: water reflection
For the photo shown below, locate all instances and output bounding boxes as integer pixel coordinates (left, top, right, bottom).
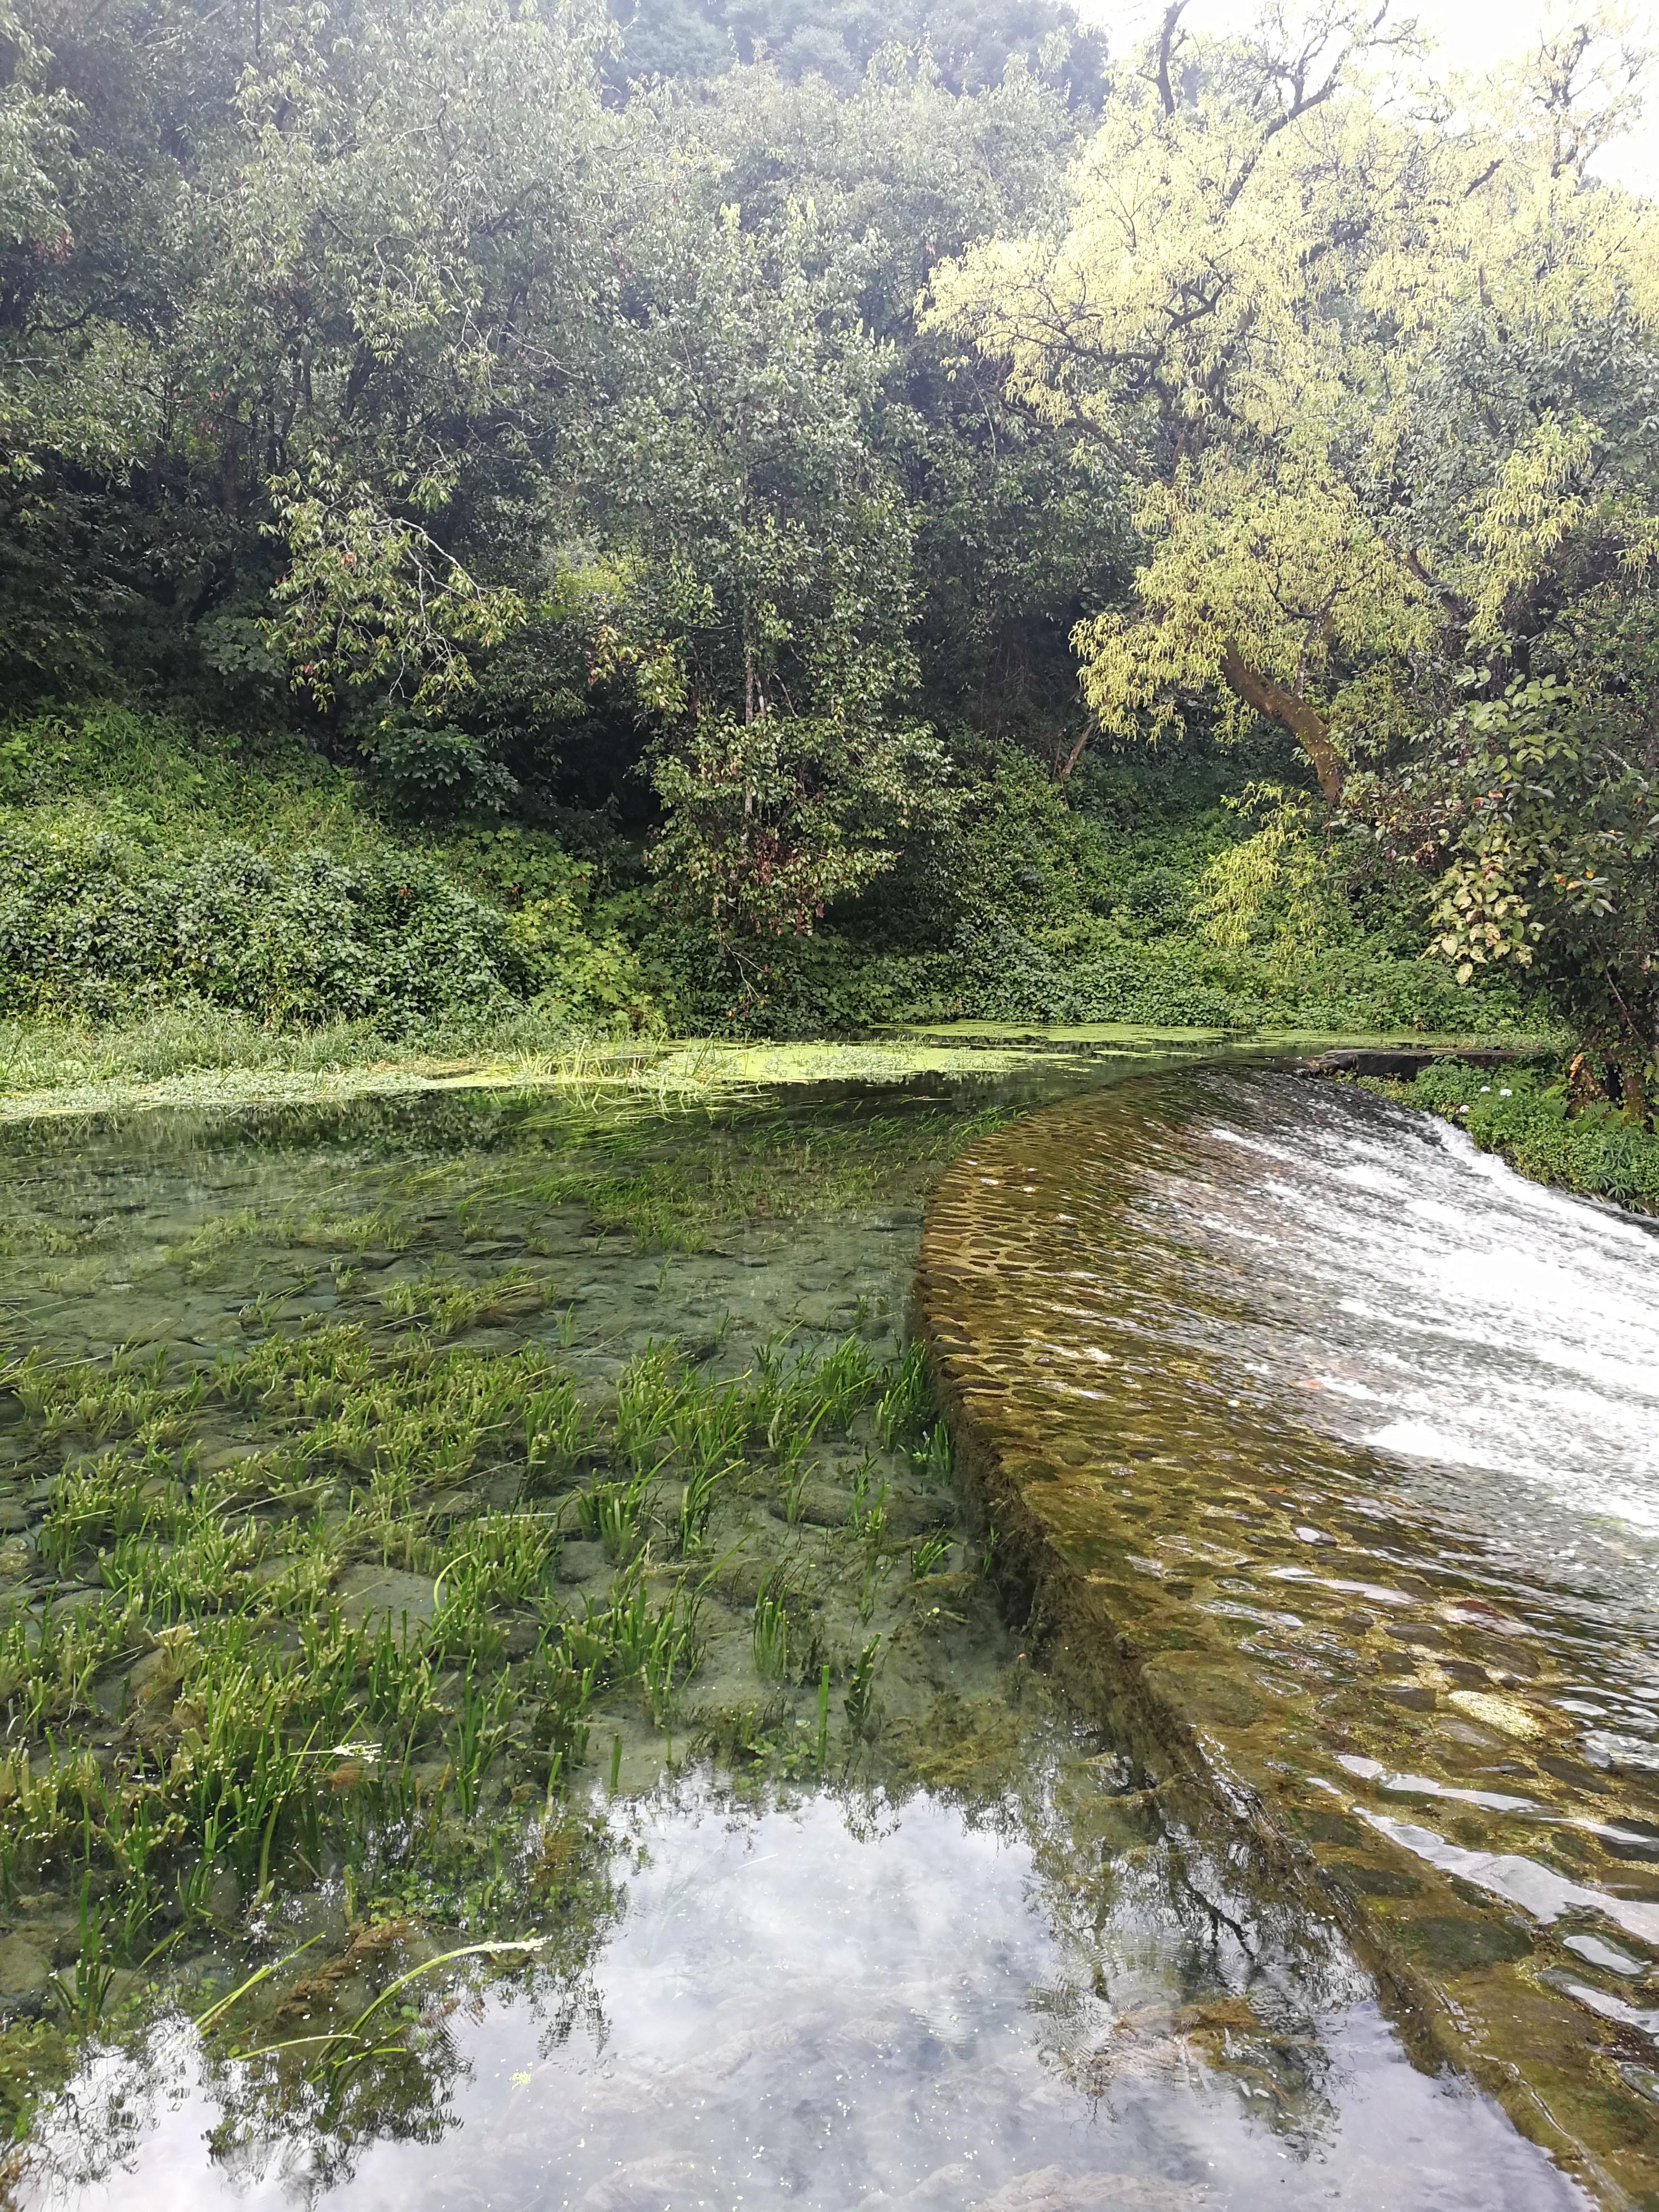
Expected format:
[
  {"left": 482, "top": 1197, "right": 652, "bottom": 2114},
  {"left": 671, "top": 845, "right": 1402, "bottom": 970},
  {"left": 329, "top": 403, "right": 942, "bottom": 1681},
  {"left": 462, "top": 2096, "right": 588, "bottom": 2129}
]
[{"left": 19, "top": 1768, "right": 1583, "bottom": 2210}]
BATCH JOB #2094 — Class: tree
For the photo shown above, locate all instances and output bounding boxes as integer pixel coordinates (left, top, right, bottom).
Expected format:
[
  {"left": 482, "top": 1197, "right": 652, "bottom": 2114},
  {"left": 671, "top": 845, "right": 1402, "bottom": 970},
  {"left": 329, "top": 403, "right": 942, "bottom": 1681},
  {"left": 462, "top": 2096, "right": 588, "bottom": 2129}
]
[
  {"left": 609, "top": 0, "right": 1109, "bottom": 108},
  {"left": 924, "top": 3, "right": 1659, "bottom": 804},
  {"left": 1360, "top": 653, "right": 1659, "bottom": 1120}
]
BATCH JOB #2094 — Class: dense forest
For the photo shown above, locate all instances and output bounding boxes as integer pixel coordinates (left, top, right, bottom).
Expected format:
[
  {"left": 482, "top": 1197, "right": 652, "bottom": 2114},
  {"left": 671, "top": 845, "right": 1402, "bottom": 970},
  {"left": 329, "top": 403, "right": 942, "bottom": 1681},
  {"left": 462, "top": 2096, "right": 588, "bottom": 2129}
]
[{"left": 1, "top": 0, "right": 1656, "bottom": 1112}]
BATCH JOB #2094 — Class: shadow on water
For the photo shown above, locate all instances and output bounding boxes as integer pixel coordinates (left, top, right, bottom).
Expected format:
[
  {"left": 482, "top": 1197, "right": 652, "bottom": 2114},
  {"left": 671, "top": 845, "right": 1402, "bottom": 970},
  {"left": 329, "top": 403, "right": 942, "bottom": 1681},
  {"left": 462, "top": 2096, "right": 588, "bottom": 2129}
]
[{"left": 0, "top": 1058, "right": 1605, "bottom": 2207}]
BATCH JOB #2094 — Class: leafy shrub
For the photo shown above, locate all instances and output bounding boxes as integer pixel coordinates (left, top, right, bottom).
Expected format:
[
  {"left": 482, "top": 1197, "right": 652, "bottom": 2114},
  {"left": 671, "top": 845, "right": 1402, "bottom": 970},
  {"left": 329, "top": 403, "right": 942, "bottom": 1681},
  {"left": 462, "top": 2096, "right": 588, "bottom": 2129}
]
[
  {"left": 0, "top": 708, "right": 659, "bottom": 1036},
  {"left": 0, "top": 823, "right": 532, "bottom": 1029}
]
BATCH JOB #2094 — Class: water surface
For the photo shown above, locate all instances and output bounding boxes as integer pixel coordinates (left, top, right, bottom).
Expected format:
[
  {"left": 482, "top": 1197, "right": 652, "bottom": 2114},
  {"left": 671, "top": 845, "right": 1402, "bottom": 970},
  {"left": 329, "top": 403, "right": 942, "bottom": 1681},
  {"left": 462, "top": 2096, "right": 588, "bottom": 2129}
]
[
  {"left": 918, "top": 1068, "right": 1659, "bottom": 2200},
  {"left": 0, "top": 1063, "right": 1616, "bottom": 2206}
]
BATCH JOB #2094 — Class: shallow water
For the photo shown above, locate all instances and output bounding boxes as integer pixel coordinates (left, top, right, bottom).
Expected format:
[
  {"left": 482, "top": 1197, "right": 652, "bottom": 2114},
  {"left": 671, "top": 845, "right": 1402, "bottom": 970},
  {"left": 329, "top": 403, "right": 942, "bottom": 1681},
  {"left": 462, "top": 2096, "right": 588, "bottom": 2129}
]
[
  {"left": 1163, "top": 1079, "right": 1659, "bottom": 1595},
  {"left": 0, "top": 1064, "right": 1617, "bottom": 2206},
  {"left": 1124, "top": 1074, "right": 1659, "bottom": 1786}
]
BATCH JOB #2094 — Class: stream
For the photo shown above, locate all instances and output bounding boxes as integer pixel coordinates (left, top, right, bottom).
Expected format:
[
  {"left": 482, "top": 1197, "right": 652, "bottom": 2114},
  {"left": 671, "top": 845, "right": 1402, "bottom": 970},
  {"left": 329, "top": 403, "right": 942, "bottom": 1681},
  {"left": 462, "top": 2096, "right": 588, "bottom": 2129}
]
[{"left": 2, "top": 1059, "right": 1650, "bottom": 2205}]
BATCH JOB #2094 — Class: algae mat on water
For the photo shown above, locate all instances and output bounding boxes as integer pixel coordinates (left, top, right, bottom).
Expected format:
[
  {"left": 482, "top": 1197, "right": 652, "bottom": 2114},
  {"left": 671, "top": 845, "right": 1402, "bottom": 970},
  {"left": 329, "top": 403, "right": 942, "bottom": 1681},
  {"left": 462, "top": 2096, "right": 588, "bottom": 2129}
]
[{"left": 919, "top": 1068, "right": 1659, "bottom": 2209}]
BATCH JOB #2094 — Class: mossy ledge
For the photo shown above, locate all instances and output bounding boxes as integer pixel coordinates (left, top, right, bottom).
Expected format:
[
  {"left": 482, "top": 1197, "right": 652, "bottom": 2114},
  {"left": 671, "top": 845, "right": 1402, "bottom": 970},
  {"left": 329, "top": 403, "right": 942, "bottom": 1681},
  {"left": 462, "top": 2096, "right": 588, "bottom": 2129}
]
[{"left": 916, "top": 1086, "right": 1659, "bottom": 2212}]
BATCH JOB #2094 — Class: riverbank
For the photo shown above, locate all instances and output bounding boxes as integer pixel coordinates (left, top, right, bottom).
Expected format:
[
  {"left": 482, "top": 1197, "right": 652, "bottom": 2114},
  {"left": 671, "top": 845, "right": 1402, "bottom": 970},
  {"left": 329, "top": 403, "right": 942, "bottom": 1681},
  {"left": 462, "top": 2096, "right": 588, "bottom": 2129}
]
[
  {"left": 0, "top": 1007, "right": 1560, "bottom": 1123},
  {"left": 1356, "top": 1060, "right": 1659, "bottom": 1220}
]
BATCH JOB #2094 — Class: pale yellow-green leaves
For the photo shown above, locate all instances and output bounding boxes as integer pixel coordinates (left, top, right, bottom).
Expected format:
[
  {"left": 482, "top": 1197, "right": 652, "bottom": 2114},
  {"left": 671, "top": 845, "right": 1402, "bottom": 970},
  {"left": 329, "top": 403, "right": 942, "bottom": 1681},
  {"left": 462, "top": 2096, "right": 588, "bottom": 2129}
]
[
  {"left": 1471, "top": 414, "right": 1597, "bottom": 645},
  {"left": 924, "top": 87, "right": 1443, "bottom": 454},
  {"left": 924, "top": 9, "right": 1659, "bottom": 764},
  {"left": 1073, "top": 458, "right": 1430, "bottom": 736},
  {"left": 1191, "top": 783, "right": 1332, "bottom": 956},
  {"left": 1472, "top": 412, "right": 1659, "bottom": 643}
]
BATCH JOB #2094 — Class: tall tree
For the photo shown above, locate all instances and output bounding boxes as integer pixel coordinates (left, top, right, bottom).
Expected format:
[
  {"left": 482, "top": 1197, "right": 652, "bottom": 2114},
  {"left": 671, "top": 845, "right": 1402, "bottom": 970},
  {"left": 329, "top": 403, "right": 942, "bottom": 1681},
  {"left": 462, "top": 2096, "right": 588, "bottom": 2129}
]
[{"left": 924, "top": 3, "right": 1659, "bottom": 805}]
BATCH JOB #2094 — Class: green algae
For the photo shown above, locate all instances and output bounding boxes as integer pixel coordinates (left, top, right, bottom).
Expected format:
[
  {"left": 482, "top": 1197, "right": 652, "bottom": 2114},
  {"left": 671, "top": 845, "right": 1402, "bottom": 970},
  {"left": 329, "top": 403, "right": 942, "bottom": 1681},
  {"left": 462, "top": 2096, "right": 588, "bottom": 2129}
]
[{"left": 0, "top": 1028, "right": 1108, "bottom": 1126}]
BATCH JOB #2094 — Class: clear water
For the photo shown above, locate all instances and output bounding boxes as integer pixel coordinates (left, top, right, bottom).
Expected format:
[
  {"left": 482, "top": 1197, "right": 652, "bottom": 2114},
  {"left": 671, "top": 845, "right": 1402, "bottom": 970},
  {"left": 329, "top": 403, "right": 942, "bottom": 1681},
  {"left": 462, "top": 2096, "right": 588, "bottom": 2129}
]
[
  {"left": 1134, "top": 1075, "right": 1659, "bottom": 1752},
  {"left": 1168, "top": 1079, "right": 1659, "bottom": 1619},
  {"left": 916, "top": 1065, "right": 1659, "bottom": 2201},
  {"left": 0, "top": 1070, "right": 1607, "bottom": 2208}
]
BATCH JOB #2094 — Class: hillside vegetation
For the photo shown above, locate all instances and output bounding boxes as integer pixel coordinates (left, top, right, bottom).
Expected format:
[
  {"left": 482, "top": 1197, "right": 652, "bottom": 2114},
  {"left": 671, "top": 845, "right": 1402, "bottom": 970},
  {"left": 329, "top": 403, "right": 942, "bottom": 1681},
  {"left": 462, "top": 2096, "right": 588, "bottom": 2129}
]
[{"left": 0, "top": 0, "right": 1652, "bottom": 1100}]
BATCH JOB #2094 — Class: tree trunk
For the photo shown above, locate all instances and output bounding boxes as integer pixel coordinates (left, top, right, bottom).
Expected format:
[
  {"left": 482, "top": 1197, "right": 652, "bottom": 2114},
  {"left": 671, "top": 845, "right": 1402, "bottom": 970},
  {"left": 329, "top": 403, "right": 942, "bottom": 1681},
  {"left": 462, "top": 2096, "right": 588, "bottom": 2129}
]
[
  {"left": 1616, "top": 1044, "right": 1652, "bottom": 1129},
  {"left": 1055, "top": 722, "right": 1093, "bottom": 783},
  {"left": 1219, "top": 639, "right": 1345, "bottom": 806}
]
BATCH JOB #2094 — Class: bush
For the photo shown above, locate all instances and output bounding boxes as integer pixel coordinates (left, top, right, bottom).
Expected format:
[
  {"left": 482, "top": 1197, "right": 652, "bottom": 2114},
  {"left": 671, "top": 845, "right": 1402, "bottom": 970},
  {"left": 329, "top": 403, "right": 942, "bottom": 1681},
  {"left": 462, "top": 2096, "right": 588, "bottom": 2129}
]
[
  {"left": 0, "top": 822, "right": 532, "bottom": 1030},
  {"left": 0, "top": 707, "right": 660, "bottom": 1037}
]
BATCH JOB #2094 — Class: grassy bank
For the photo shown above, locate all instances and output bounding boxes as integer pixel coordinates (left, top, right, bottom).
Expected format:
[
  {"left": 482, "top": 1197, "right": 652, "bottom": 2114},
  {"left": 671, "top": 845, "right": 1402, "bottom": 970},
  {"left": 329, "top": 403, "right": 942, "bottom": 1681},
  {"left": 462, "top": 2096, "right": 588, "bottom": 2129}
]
[
  {"left": 1362, "top": 1060, "right": 1659, "bottom": 1220},
  {"left": 2, "top": 706, "right": 1546, "bottom": 1055}
]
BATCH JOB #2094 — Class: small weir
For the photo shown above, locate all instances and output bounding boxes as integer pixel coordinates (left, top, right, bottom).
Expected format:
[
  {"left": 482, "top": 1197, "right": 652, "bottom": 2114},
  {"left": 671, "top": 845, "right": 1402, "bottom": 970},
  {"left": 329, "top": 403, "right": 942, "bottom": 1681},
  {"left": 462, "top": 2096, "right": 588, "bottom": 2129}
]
[{"left": 919, "top": 1068, "right": 1659, "bottom": 2203}]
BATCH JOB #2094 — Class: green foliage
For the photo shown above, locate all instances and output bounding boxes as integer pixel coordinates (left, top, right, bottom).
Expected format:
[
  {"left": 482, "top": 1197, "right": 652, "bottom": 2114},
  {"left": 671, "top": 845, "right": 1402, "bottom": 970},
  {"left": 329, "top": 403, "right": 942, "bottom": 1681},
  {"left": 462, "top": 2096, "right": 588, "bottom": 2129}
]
[
  {"left": 0, "top": 0, "right": 1646, "bottom": 1059},
  {"left": 1357, "top": 660, "right": 1659, "bottom": 1117},
  {"left": 650, "top": 712, "right": 952, "bottom": 943},
  {"left": 926, "top": 6, "right": 1659, "bottom": 813},
  {"left": 611, "top": 0, "right": 1109, "bottom": 104},
  {"left": 0, "top": 822, "right": 527, "bottom": 1029},
  {"left": 0, "top": 708, "right": 656, "bottom": 1035},
  {"left": 650, "top": 736, "right": 1537, "bottom": 1039}
]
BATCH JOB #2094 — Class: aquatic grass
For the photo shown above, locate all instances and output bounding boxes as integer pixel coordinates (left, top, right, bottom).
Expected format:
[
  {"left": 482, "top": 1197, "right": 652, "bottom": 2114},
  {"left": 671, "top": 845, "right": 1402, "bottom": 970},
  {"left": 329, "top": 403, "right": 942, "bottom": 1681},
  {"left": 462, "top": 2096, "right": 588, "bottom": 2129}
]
[
  {"left": 613, "top": 1342, "right": 696, "bottom": 1472},
  {"left": 565, "top": 1564, "right": 702, "bottom": 1724},
  {"left": 844, "top": 1636, "right": 881, "bottom": 1740},
  {"left": 673, "top": 1449, "right": 738, "bottom": 1558},
  {"left": 573, "top": 1472, "right": 650, "bottom": 1564},
  {"left": 0, "top": 1592, "right": 144, "bottom": 1726},
  {"left": 47, "top": 1888, "right": 116, "bottom": 2033},
  {"left": 751, "top": 1579, "right": 790, "bottom": 1682},
  {"left": 847, "top": 1456, "right": 887, "bottom": 1542},
  {"left": 435, "top": 1512, "right": 561, "bottom": 1609},
  {"left": 0, "top": 1115, "right": 997, "bottom": 2051},
  {"left": 523, "top": 1374, "right": 591, "bottom": 1491},
  {"left": 379, "top": 1263, "right": 548, "bottom": 1337},
  {"left": 910, "top": 1534, "right": 952, "bottom": 1580},
  {"left": 166, "top": 1207, "right": 269, "bottom": 1283},
  {"left": 527, "top": 1632, "right": 596, "bottom": 1783},
  {"left": 666, "top": 1375, "right": 749, "bottom": 1472},
  {"left": 449, "top": 1666, "right": 513, "bottom": 1819},
  {"left": 754, "top": 1331, "right": 878, "bottom": 1458},
  {"left": 857, "top": 1554, "right": 891, "bottom": 1627},
  {"left": 913, "top": 1421, "right": 953, "bottom": 1488},
  {"left": 778, "top": 1434, "right": 813, "bottom": 1525},
  {"left": 876, "top": 1338, "right": 935, "bottom": 1453},
  {"left": 814, "top": 1664, "right": 831, "bottom": 1773}
]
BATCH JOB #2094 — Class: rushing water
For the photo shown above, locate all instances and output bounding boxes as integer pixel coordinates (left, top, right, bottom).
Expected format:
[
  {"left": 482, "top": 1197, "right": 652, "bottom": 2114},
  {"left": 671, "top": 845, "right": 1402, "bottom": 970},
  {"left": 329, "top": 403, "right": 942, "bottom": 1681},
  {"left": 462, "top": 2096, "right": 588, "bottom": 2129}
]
[
  {"left": 1117, "top": 1073, "right": 1659, "bottom": 1789},
  {"left": 0, "top": 1064, "right": 1631, "bottom": 2206},
  {"left": 1164, "top": 1077, "right": 1659, "bottom": 1625},
  {"left": 918, "top": 1066, "right": 1659, "bottom": 2202}
]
